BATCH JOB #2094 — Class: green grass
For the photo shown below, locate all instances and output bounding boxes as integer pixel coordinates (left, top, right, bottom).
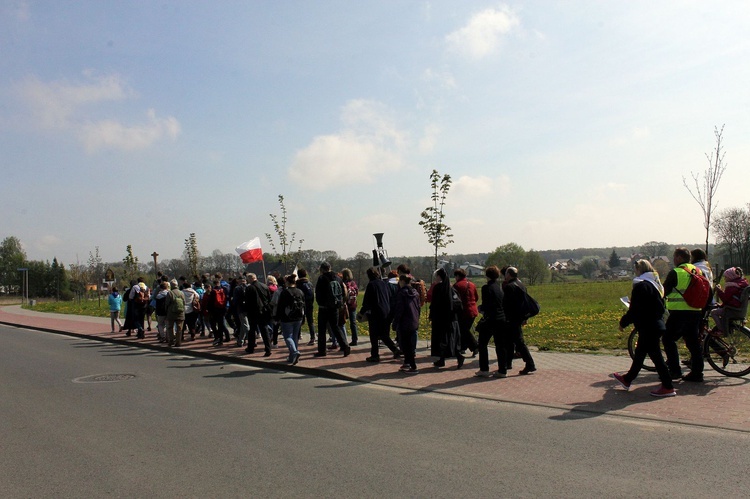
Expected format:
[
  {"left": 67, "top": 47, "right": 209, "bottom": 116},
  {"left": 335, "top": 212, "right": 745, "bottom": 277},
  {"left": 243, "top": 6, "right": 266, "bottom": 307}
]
[{"left": 22, "top": 279, "right": 638, "bottom": 354}]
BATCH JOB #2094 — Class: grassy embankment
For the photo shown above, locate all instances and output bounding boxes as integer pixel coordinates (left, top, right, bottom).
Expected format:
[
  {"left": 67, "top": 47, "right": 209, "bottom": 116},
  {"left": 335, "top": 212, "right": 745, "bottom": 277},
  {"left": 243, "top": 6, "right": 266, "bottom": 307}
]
[{"left": 22, "top": 279, "right": 636, "bottom": 354}]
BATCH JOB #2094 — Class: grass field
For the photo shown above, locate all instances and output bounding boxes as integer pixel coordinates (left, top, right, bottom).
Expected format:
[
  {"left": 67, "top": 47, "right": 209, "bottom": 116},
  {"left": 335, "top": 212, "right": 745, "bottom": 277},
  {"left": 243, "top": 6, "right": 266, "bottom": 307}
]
[{"left": 18, "top": 279, "right": 637, "bottom": 354}]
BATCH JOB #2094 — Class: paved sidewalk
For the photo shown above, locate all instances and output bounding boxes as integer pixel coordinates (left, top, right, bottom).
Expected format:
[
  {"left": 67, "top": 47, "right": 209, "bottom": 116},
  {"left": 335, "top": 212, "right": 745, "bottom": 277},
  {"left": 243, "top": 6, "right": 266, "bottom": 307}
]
[{"left": 2, "top": 305, "right": 749, "bottom": 432}]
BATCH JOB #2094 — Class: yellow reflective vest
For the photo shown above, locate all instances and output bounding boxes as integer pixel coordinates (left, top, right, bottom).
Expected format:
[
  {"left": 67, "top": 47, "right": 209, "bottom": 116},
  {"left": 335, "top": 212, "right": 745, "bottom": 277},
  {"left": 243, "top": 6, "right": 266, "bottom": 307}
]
[{"left": 665, "top": 263, "right": 701, "bottom": 311}]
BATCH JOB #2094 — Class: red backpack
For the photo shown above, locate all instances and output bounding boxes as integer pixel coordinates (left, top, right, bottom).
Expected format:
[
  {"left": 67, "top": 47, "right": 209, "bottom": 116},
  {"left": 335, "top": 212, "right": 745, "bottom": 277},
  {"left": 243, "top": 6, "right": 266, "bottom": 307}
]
[
  {"left": 677, "top": 265, "right": 711, "bottom": 309},
  {"left": 213, "top": 288, "right": 227, "bottom": 309}
]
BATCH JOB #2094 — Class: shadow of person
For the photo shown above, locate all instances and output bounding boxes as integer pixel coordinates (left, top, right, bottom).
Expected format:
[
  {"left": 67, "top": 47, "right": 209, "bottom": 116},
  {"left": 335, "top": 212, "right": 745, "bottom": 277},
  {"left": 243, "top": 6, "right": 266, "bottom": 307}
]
[{"left": 549, "top": 381, "right": 667, "bottom": 422}]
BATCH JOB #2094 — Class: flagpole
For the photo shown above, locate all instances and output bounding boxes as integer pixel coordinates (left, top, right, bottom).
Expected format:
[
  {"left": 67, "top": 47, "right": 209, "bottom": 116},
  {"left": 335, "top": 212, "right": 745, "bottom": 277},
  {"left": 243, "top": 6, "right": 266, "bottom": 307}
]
[{"left": 261, "top": 257, "right": 267, "bottom": 282}]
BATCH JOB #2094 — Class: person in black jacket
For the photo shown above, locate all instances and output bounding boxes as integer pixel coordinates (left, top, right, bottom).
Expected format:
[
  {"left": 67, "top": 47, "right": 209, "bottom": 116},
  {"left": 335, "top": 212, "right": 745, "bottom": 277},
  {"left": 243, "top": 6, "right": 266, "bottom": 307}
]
[
  {"left": 429, "top": 268, "right": 464, "bottom": 369},
  {"left": 612, "top": 260, "right": 675, "bottom": 397},
  {"left": 313, "top": 262, "right": 351, "bottom": 357},
  {"left": 503, "top": 267, "right": 536, "bottom": 375},
  {"left": 359, "top": 267, "right": 401, "bottom": 362},
  {"left": 475, "top": 265, "right": 507, "bottom": 378}
]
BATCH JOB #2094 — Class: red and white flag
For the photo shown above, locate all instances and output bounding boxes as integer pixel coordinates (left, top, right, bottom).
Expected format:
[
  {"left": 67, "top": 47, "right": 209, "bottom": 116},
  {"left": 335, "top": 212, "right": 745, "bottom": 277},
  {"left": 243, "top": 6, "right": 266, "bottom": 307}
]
[{"left": 235, "top": 237, "right": 263, "bottom": 264}]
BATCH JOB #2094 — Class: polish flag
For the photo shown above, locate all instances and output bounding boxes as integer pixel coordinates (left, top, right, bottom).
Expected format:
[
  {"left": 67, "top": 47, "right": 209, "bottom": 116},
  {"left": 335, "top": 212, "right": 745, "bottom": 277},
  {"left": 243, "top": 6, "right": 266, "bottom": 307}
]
[{"left": 235, "top": 237, "right": 263, "bottom": 264}]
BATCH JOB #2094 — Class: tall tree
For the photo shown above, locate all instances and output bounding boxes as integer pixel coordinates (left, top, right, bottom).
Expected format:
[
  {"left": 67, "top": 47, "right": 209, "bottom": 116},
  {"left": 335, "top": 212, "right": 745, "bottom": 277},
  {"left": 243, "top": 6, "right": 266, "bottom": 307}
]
[
  {"left": 0, "top": 236, "right": 26, "bottom": 293},
  {"left": 486, "top": 242, "right": 526, "bottom": 269},
  {"left": 265, "top": 195, "right": 304, "bottom": 274},
  {"left": 122, "top": 245, "right": 139, "bottom": 283},
  {"left": 579, "top": 257, "right": 598, "bottom": 279},
  {"left": 712, "top": 204, "right": 750, "bottom": 271},
  {"left": 683, "top": 124, "right": 727, "bottom": 255},
  {"left": 419, "top": 169, "right": 454, "bottom": 270},
  {"left": 608, "top": 249, "right": 620, "bottom": 268},
  {"left": 640, "top": 241, "right": 670, "bottom": 259},
  {"left": 183, "top": 233, "right": 200, "bottom": 277},
  {"left": 523, "top": 250, "right": 549, "bottom": 285}
]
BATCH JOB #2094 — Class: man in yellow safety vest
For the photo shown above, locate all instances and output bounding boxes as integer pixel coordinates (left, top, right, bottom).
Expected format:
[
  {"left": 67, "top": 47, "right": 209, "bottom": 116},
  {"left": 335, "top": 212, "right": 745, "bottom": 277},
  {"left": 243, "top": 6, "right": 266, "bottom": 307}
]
[{"left": 662, "top": 247, "right": 704, "bottom": 382}]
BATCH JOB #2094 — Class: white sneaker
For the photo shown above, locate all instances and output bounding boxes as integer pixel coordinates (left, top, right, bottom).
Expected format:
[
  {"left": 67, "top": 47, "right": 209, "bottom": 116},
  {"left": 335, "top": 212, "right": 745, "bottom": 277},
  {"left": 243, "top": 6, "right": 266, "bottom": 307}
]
[{"left": 474, "top": 370, "right": 493, "bottom": 378}]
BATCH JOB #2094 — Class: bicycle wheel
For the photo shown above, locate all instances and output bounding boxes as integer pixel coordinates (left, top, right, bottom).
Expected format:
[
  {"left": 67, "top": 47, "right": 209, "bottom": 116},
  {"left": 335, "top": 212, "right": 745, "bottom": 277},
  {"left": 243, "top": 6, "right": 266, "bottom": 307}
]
[
  {"left": 628, "top": 328, "right": 656, "bottom": 372},
  {"left": 704, "top": 323, "right": 750, "bottom": 377}
]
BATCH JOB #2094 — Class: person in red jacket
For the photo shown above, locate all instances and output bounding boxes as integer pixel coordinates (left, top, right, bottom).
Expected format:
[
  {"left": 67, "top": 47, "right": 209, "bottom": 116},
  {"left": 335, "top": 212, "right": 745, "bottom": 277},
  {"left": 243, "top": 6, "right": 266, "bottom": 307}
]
[{"left": 453, "top": 268, "right": 479, "bottom": 357}]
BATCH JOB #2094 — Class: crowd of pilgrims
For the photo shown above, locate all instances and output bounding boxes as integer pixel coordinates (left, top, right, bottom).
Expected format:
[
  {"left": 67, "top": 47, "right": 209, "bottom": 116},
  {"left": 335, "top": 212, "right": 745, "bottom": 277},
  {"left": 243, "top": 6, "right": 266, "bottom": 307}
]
[{"left": 105, "top": 261, "right": 537, "bottom": 377}]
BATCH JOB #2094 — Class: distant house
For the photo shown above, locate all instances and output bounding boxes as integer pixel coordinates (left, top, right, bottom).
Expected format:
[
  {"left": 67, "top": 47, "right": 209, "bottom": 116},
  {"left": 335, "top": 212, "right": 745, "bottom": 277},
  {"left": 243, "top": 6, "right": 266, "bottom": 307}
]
[{"left": 459, "top": 263, "right": 485, "bottom": 277}]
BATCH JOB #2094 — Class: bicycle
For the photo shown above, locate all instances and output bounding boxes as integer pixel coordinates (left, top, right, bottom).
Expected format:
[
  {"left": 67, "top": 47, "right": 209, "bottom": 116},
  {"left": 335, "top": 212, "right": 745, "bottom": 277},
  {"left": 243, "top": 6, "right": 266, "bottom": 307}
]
[{"left": 627, "top": 302, "right": 750, "bottom": 377}]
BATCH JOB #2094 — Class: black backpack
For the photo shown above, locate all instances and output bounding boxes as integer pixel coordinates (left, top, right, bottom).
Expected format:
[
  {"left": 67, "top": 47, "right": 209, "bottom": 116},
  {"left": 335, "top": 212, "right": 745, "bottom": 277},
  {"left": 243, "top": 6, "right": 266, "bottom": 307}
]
[{"left": 285, "top": 289, "right": 305, "bottom": 321}]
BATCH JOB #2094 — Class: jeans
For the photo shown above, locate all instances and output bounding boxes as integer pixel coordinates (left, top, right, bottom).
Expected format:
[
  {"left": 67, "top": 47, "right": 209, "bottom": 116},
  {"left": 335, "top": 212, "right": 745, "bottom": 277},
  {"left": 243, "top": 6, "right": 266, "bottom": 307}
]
[
  {"left": 237, "top": 311, "right": 251, "bottom": 346},
  {"left": 663, "top": 310, "right": 703, "bottom": 376},
  {"left": 304, "top": 305, "right": 316, "bottom": 341},
  {"left": 110, "top": 311, "right": 122, "bottom": 332},
  {"left": 399, "top": 329, "right": 418, "bottom": 369},
  {"left": 156, "top": 315, "right": 167, "bottom": 341},
  {"left": 347, "top": 308, "right": 358, "bottom": 343},
  {"left": 209, "top": 310, "right": 229, "bottom": 343},
  {"left": 249, "top": 315, "right": 272, "bottom": 353},
  {"left": 281, "top": 320, "right": 302, "bottom": 360}
]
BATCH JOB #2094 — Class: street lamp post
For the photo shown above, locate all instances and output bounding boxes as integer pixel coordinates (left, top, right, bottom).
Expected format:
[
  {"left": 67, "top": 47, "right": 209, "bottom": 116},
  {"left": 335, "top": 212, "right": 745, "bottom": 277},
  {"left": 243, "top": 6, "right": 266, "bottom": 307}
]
[
  {"left": 151, "top": 252, "right": 159, "bottom": 274},
  {"left": 16, "top": 268, "right": 28, "bottom": 306}
]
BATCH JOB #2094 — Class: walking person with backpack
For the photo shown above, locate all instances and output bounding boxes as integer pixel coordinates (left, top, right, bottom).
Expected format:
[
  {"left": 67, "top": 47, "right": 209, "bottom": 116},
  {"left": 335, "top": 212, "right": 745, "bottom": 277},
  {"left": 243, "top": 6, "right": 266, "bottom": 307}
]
[
  {"left": 206, "top": 281, "right": 230, "bottom": 347},
  {"left": 275, "top": 274, "right": 305, "bottom": 365},
  {"left": 296, "top": 269, "right": 317, "bottom": 345},
  {"left": 313, "top": 262, "right": 351, "bottom": 358},
  {"left": 342, "top": 268, "right": 359, "bottom": 346},
  {"left": 165, "top": 280, "right": 186, "bottom": 347},
  {"left": 662, "top": 247, "right": 709, "bottom": 382},
  {"left": 503, "top": 267, "right": 537, "bottom": 375}
]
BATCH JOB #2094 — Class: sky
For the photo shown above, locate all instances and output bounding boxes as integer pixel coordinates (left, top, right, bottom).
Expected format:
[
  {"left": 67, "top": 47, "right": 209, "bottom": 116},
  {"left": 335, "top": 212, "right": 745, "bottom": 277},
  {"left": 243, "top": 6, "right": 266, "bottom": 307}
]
[{"left": 2, "top": 0, "right": 749, "bottom": 266}]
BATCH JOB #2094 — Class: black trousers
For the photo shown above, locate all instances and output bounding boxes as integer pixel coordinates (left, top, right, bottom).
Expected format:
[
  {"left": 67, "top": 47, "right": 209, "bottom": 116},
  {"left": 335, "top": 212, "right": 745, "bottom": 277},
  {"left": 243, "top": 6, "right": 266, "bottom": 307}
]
[
  {"left": 505, "top": 320, "right": 534, "bottom": 369},
  {"left": 317, "top": 307, "right": 348, "bottom": 354},
  {"left": 248, "top": 315, "right": 272, "bottom": 353},
  {"left": 458, "top": 316, "right": 478, "bottom": 352},
  {"left": 478, "top": 320, "right": 507, "bottom": 374},
  {"left": 663, "top": 310, "right": 703, "bottom": 376},
  {"left": 625, "top": 320, "right": 673, "bottom": 389},
  {"left": 368, "top": 315, "right": 398, "bottom": 358},
  {"left": 303, "top": 305, "right": 316, "bottom": 340}
]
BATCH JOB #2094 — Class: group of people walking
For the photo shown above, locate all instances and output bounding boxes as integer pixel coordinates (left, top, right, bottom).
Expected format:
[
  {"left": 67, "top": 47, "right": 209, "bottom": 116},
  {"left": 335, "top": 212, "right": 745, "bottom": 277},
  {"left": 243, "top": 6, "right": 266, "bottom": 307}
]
[
  {"left": 105, "top": 260, "right": 539, "bottom": 377},
  {"left": 613, "top": 247, "right": 748, "bottom": 397}
]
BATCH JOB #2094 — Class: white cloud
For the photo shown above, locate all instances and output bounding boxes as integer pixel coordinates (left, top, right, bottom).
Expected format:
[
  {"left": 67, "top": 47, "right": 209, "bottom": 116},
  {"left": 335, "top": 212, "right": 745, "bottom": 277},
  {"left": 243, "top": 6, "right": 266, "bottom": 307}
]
[
  {"left": 445, "top": 6, "right": 520, "bottom": 60},
  {"left": 452, "top": 174, "right": 511, "bottom": 205},
  {"left": 17, "top": 71, "right": 180, "bottom": 152},
  {"left": 289, "top": 100, "right": 407, "bottom": 190},
  {"left": 80, "top": 109, "right": 181, "bottom": 153},
  {"left": 422, "top": 68, "right": 456, "bottom": 89}
]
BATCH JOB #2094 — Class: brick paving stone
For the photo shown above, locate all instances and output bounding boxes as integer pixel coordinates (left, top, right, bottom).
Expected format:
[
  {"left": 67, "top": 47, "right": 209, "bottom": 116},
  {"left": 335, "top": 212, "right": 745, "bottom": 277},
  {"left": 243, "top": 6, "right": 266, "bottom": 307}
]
[{"left": 2, "top": 304, "right": 749, "bottom": 432}]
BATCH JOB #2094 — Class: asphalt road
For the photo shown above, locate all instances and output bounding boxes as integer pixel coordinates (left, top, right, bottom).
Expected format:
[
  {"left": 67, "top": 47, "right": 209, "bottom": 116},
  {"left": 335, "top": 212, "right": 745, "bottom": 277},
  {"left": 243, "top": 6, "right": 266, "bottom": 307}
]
[{"left": 2, "top": 324, "right": 749, "bottom": 498}]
